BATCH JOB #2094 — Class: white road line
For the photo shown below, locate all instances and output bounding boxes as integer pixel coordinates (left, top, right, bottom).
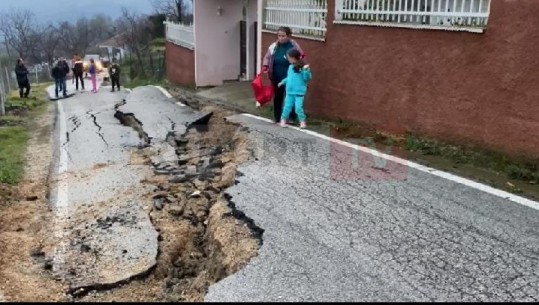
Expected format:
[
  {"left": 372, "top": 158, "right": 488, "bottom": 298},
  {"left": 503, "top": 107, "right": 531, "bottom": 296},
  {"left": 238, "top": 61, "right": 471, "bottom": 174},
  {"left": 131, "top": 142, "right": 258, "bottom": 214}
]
[
  {"left": 240, "top": 113, "right": 539, "bottom": 211},
  {"left": 152, "top": 85, "right": 186, "bottom": 107},
  {"left": 54, "top": 100, "right": 70, "bottom": 273},
  {"left": 152, "top": 85, "right": 172, "bottom": 98},
  {"left": 57, "top": 100, "right": 69, "bottom": 209}
]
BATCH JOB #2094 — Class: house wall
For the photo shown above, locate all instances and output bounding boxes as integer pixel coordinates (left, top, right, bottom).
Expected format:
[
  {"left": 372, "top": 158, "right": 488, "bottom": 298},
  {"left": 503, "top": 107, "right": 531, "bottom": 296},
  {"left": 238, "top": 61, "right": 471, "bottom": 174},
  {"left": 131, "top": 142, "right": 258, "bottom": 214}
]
[
  {"left": 165, "top": 41, "right": 195, "bottom": 86},
  {"left": 262, "top": 0, "right": 539, "bottom": 158},
  {"left": 247, "top": 0, "right": 258, "bottom": 79},
  {"left": 194, "top": 0, "right": 244, "bottom": 87}
]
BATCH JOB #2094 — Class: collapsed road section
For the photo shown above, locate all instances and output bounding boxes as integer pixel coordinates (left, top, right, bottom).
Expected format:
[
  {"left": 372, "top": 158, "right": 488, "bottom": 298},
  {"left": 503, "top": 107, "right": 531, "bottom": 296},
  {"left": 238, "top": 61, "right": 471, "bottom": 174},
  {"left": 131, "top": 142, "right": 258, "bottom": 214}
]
[
  {"left": 45, "top": 88, "right": 160, "bottom": 299},
  {"left": 73, "top": 86, "right": 263, "bottom": 301}
]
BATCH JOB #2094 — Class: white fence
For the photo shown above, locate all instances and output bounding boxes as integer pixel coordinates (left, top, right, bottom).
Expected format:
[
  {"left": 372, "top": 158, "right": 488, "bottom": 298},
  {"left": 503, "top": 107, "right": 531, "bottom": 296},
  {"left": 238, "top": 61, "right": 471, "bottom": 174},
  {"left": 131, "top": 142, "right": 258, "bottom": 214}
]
[
  {"left": 165, "top": 21, "right": 195, "bottom": 49},
  {"left": 335, "top": 0, "right": 491, "bottom": 33},
  {"left": 263, "top": 0, "right": 328, "bottom": 40}
]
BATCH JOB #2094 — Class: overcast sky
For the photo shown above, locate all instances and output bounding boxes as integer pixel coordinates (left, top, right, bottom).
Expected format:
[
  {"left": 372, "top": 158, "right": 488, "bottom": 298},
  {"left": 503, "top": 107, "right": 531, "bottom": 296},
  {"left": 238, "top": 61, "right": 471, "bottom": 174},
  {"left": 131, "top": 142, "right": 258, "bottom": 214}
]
[{"left": 0, "top": 0, "right": 155, "bottom": 23}]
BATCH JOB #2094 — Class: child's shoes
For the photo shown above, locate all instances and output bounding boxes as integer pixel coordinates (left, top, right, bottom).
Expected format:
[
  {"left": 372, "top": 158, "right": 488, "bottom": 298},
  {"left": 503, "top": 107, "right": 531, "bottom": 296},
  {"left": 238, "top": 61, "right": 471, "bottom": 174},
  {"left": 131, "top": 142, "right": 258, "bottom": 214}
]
[
  {"left": 300, "top": 121, "right": 307, "bottom": 129},
  {"left": 280, "top": 120, "right": 287, "bottom": 128}
]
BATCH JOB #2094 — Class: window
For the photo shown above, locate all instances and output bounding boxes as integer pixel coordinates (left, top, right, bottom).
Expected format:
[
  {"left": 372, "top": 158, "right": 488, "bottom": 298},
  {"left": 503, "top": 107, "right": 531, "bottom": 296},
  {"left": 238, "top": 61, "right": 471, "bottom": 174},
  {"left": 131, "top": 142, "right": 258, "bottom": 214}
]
[
  {"left": 334, "top": 0, "right": 491, "bottom": 33},
  {"left": 263, "top": 0, "right": 328, "bottom": 40}
]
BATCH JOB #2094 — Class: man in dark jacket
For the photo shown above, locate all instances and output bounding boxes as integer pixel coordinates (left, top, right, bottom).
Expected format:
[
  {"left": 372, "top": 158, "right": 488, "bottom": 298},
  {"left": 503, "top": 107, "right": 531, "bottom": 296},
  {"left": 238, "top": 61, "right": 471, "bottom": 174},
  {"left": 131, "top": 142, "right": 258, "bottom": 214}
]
[
  {"left": 51, "top": 60, "right": 68, "bottom": 98},
  {"left": 72, "top": 54, "right": 85, "bottom": 90},
  {"left": 14, "top": 58, "right": 31, "bottom": 98},
  {"left": 57, "top": 57, "right": 70, "bottom": 93},
  {"left": 108, "top": 59, "right": 121, "bottom": 92}
]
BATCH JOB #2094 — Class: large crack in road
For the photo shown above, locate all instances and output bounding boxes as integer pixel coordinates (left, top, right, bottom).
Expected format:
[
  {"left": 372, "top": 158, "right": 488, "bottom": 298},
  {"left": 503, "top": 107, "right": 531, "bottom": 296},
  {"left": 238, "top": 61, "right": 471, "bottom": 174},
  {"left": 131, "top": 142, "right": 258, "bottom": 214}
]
[
  {"left": 87, "top": 111, "right": 109, "bottom": 147},
  {"left": 5, "top": 86, "right": 263, "bottom": 302},
  {"left": 98, "top": 90, "right": 263, "bottom": 301},
  {"left": 7, "top": 86, "right": 264, "bottom": 302},
  {"left": 40, "top": 89, "right": 161, "bottom": 300}
]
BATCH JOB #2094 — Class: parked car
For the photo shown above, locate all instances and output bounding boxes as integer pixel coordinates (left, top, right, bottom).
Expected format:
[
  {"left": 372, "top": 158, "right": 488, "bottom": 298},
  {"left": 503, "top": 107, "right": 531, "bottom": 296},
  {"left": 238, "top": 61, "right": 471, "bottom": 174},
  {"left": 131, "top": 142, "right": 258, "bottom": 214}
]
[{"left": 82, "top": 54, "right": 104, "bottom": 74}]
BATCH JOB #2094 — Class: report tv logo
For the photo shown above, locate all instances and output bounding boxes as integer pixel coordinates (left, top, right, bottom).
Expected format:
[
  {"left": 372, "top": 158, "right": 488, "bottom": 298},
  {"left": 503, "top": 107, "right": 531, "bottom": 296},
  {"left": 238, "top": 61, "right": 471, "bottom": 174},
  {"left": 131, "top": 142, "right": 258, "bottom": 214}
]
[{"left": 329, "top": 131, "right": 409, "bottom": 182}]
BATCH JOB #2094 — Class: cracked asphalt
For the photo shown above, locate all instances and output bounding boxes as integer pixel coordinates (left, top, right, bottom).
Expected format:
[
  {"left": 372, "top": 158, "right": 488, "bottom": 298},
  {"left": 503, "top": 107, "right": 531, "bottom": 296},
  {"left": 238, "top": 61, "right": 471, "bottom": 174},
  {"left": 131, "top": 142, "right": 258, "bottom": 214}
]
[
  {"left": 48, "top": 82, "right": 159, "bottom": 293},
  {"left": 205, "top": 114, "right": 539, "bottom": 302},
  {"left": 44, "top": 82, "right": 539, "bottom": 301}
]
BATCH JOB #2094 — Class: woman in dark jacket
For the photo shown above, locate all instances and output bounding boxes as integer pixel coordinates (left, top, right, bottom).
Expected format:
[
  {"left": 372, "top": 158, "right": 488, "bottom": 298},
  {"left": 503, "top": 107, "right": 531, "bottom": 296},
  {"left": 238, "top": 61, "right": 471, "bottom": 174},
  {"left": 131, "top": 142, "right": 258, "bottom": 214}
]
[
  {"left": 262, "top": 27, "right": 305, "bottom": 124},
  {"left": 14, "top": 58, "right": 31, "bottom": 98},
  {"left": 72, "top": 54, "right": 85, "bottom": 91}
]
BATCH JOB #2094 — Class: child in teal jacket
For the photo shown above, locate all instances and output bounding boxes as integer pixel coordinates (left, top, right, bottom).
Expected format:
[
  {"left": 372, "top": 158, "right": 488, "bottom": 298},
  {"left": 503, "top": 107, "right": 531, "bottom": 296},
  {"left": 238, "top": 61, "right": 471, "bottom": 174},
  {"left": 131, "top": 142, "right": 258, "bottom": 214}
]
[{"left": 278, "top": 49, "right": 312, "bottom": 128}]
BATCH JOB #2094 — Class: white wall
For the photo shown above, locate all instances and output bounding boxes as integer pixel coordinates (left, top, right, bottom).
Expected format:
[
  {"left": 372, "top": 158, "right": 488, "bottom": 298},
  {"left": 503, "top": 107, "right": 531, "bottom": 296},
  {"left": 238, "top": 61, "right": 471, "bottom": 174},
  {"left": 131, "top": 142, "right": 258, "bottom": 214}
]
[{"left": 194, "top": 0, "right": 243, "bottom": 87}]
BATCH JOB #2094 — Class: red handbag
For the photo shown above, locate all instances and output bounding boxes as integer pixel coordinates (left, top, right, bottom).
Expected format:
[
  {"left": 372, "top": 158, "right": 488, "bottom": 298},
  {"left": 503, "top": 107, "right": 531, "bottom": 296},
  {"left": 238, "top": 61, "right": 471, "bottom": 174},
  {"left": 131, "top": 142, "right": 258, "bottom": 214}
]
[{"left": 252, "top": 72, "right": 274, "bottom": 107}]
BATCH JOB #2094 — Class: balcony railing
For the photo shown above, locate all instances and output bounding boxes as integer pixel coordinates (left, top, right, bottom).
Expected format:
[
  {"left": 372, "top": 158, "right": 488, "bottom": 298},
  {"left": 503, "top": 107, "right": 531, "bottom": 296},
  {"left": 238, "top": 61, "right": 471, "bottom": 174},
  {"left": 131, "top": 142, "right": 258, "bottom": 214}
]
[
  {"left": 335, "top": 0, "right": 491, "bottom": 33},
  {"left": 165, "top": 21, "right": 195, "bottom": 49}
]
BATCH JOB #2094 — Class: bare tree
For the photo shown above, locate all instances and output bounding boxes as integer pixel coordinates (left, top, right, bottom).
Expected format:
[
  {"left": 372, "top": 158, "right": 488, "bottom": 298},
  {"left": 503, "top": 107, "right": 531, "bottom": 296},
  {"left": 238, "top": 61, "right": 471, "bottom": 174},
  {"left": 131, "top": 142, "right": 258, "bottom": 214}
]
[
  {"left": 56, "top": 15, "right": 117, "bottom": 58},
  {"left": 0, "top": 9, "right": 38, "bottom": 61},
  {"left": 38, "top": 24, "right": 62, "bottom": 64},
  {"left": 117, "top": 8, "right": 153, "bottom": 78},
  {"left": 150, "top": 0, "right": 193, "bottom": 23},
  {"left": 89, "top": 14, "right": 116, "bottom": 45},
  {"left": 58, "top": 18, "right": 94, "bottom": 57}
]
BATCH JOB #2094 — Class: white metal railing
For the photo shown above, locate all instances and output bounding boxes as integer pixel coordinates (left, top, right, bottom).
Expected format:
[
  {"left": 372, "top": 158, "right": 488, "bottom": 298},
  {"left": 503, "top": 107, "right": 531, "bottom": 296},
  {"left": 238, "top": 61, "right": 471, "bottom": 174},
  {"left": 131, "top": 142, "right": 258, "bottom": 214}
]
[
  {"left": 165, "top": 21, "right": 195, "bottom": 49},
  {"left": 263, "top": 0, "right": 328, "bottom": 39},
  {"left": 335, "top": 0, "right": 491, "bottom": 33}
]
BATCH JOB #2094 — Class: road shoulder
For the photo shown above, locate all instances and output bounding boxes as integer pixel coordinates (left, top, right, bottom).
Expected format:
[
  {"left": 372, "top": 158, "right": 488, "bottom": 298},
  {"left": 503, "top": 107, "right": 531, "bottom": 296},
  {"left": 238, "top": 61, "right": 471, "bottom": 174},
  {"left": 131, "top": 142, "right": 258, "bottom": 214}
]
[{"left": 0, "top": 101, "right": 67, "bottom": 301}]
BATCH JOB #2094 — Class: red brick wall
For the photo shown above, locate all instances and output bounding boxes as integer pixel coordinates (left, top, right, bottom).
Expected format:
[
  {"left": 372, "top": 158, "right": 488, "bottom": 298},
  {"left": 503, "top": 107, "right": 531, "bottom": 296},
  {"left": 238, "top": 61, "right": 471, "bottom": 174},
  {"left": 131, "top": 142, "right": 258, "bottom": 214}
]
[
  {"left": 262, "top": 0, "right": 539, "bottom": 158},
  {"left": 165, "top": 41, "right": 195, "bottom": 86}
]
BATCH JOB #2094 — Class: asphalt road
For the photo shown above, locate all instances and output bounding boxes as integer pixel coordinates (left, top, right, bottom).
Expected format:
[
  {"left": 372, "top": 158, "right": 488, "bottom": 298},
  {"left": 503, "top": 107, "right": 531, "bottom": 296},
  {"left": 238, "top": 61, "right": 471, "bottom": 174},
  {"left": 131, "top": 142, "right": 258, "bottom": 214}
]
[
  {"left": 46, "top": 82, "right": 539, "bottom": 301},
  {"left": 47, "top": 82, "right": 212, "bottom": 295},
  {"left": 48, "top": 82, "right": 160, "bottom": 293},
  {"left": 205, "top": 114, "right": 539, "bottom": 302}
]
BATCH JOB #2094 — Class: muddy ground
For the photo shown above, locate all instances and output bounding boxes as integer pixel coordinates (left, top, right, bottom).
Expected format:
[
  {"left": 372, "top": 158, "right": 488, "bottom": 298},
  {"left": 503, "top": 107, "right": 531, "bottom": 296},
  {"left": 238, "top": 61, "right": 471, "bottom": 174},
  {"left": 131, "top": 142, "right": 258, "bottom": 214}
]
[{"left": 0, "top": 94, "right": 263, "bottom": 301}]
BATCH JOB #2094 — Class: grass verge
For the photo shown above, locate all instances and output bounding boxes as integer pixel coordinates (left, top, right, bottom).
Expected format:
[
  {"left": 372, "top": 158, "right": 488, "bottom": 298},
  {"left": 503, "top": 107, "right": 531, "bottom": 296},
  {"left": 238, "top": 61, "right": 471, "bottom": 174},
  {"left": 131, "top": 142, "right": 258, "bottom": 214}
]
[
  {"left": 0, "top": 83, "right": 50, "bottom": 184},
  {"left": 0, "top": 126, "right": 29, "bottom": 184}
]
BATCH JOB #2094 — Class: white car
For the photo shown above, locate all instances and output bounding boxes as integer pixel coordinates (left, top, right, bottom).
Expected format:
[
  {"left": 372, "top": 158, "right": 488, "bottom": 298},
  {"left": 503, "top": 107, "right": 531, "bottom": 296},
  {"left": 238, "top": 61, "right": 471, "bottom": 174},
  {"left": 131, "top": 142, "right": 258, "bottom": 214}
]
[{"left": 82, "top": 54, "right": 104, "bottom": 74}]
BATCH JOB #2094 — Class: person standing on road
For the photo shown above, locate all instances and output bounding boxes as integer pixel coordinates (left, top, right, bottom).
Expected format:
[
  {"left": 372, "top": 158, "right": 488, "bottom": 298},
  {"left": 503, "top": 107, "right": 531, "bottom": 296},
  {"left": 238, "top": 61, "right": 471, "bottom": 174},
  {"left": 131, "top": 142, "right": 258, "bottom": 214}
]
[
  {"left": 72, "top": 54, "right": 85, "bottom": 91},
  {"left": 51, "top": 60, "right": 68, "bottom": 98},
  {"left": 89, "top": 58, "right": 98, "bottom": 93},
  {"left": 278, "top": 49, "right": 312, "bottom": 129},
  {"left": 57, "top": 57, "right": 70, "bottom": 94},
  {"left": 262, "top": 26, "right": 305, "bottom": 124},
  {"left": 108, "top": 59, "right": 121, "bottom": 92},
  {"left": 14, "top": 58, "right": 31, "bottom": 98}
]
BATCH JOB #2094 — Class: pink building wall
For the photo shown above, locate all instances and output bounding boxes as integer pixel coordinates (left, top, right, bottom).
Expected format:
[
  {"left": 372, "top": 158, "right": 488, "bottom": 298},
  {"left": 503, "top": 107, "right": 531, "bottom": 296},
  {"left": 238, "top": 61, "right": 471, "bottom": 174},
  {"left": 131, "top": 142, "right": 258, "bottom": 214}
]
[{"left": 194, "top": 0, "right": 244, "bottom": 86}]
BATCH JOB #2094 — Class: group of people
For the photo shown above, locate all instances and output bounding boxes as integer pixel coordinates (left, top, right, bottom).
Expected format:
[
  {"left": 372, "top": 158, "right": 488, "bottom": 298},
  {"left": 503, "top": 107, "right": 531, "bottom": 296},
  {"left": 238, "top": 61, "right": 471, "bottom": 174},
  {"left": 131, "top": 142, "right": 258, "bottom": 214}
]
[
  {"left": 51, "top": 55, "right": 107, "bottom": 97},
  {"left": 13, "top": 54, "right": 122, "bottom": 100},
  {"left": 262, "top": 26, "right": 312, "bottom": 129}
]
